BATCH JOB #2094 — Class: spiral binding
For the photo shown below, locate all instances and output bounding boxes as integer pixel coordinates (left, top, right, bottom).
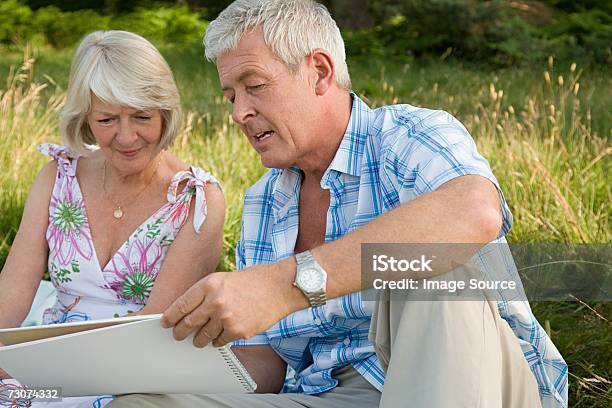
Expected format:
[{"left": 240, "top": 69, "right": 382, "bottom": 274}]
[{"left": 218, "top": 346, "right": 257, "bottom": 392}]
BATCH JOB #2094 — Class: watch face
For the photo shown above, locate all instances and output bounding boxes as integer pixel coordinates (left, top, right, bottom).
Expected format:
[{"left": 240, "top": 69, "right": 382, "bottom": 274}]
[{"left": 298, "top": 268, "right": 325, "bottom": 292}]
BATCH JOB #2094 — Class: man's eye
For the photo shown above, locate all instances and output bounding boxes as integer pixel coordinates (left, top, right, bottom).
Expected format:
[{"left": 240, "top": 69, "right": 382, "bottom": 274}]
[{"left": 247, "top": 84, "right": 265, "bottom": 91}]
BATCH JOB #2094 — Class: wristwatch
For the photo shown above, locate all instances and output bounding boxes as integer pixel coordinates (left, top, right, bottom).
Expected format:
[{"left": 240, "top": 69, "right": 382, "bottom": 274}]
[{"left": 293, "top": 250, "right": 327, "bottom": 307}]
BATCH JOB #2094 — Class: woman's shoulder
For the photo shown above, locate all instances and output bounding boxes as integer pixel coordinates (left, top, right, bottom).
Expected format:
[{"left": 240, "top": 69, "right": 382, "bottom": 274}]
[
  {"left": 36, "top": 159, "right": 59, "bottom": 186},
  {"left": 26, "top": 157, "right": 59, "bottom": 208}
]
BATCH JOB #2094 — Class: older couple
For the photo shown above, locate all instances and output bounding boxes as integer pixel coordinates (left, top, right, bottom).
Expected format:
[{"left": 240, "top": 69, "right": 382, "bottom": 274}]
[{"left": 0, "top": 1, "right": 566, "bottom": 407}]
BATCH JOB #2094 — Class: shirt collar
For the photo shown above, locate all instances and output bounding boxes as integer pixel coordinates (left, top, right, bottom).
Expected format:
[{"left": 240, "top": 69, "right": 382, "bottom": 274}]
[
  {"left": 271, "top": 93, "right": 373, "bottom": 219},
  {"left": 325, "top": 93, "right": 372, "bottom": 178}
]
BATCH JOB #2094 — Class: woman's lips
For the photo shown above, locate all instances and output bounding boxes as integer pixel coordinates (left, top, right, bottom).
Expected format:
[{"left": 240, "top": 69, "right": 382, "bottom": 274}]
[{"left": 118, "top": 148, "right": 141, "bottom": 157}]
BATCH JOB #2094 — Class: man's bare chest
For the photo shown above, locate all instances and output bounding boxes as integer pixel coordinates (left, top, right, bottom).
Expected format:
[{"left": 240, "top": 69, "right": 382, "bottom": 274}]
[{"left": 295, "top": 188, "right": 330, "bottom": 253}]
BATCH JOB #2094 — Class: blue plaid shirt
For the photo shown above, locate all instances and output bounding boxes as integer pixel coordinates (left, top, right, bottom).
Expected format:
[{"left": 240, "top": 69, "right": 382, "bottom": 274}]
[{"left": 233, "top": 94, "right": 568, "bottom": 407}]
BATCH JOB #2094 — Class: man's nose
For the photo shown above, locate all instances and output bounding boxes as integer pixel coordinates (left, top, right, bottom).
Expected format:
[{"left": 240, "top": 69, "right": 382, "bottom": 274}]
[{"left": 231, "top": 94, "right": 255, "bottom": 125}]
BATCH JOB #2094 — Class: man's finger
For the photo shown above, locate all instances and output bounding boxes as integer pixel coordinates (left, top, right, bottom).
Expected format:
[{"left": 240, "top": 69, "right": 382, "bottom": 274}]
[
  {"left": 172, "top": 306, "right": 212, "bottom": 341},
  {"left": 162, "top": 280, "right": 206, "bottom": 328},
  {"left": 212, "top": 330, "right": 232, "bottom": 347},
  {"left": 193, "top": 319, "right": 223, "bottom": 348}
]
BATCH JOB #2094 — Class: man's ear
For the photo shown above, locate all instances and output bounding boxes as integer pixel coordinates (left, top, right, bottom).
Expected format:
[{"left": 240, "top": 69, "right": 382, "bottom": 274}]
[{"left": 308, "top": 49, "right": 335, "bottom": 96}]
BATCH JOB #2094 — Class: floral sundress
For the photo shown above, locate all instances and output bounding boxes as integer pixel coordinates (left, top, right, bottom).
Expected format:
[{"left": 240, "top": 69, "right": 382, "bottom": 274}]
[{"left": 0, "top": 143, "right": 220, "bottom": 408}]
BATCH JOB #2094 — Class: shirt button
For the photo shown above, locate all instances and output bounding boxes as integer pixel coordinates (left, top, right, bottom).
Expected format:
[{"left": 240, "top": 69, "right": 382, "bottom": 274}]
[
  {"left": 343, "top": 338, "right": 351, "bottom": 346},
  {"left": 313, "top": 318, "right": 321, "bottom": 325}
]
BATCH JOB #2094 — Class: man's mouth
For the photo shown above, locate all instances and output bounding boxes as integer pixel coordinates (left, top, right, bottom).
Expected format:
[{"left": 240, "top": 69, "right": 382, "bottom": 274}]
[{"left": 254, "top": 130, "right": 274, "bottom": 142}]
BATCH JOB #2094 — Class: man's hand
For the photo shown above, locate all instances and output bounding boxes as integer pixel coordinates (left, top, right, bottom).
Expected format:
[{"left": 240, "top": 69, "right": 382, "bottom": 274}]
[{"left": 161, "top": 261, "right": 300, "bottom": 347}]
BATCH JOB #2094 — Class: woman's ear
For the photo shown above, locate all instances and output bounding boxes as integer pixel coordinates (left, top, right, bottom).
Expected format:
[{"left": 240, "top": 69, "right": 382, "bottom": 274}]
[{"left": 308, "top": 49, "right": 335, "bottom": 96}]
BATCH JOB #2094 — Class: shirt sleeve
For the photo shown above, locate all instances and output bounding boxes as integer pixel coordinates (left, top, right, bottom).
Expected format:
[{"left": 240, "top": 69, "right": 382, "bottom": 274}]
[
  {"left": 388, "top": 109, "right": 513, "bottom": 238},
  {"left": 235, "top": 236, "right": 247, "bottom": 272}
]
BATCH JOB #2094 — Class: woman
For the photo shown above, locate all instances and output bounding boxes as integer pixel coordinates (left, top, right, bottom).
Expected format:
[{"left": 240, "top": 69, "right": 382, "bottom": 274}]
[{"left": 0, "top": 31, "right": 225, "bottom": 406}]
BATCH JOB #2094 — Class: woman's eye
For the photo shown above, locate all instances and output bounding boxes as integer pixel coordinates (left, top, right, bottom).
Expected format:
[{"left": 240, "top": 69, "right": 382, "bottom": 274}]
[
  {"left": 97, "top": 118, "right": 113, "bottom": 125},
  {"left": 136, "top": 116, "right": 151, "bottom": 121}
]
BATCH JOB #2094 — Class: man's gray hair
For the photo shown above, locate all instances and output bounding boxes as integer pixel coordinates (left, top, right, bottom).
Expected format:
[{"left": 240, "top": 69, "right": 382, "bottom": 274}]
[{"left": 204, "top": 0, "right": 351, "bottom": 90}]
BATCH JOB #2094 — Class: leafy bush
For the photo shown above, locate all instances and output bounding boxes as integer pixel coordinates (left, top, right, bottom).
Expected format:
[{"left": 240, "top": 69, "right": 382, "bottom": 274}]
[
  {"left": 353, "top": 0, "right": 612, "bottom": 65},
  {"left": 33, "top": 6, "right": 110, "bottom": 48},
  {"left": 1, "top": 0, "right": 610, "bottom": 65},
  {"left": 544, "top": 9, "right": 612, "bottom": 63},
  {"left": 0, "top": 2, "right": 207, "bottom": 48},
  {"left": 350, "top": 0, "right": 528, "bottom": 62},
  {"left": 0, "top": 0, "right": 35, "bottom": 45},
  {"left": 110, "top": 6, "right": 207, "bottom": 45}
]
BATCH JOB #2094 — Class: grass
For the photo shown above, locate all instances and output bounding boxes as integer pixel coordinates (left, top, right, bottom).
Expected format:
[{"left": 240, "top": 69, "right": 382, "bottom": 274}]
[{"left": 0, "top": 44, "right": 610, "bottom": 406}]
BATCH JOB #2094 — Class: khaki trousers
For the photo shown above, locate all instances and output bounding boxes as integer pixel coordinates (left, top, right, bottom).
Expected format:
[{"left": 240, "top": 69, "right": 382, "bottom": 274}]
[
  {"left": 108, "top": 364, "right": 381, "bottom": 408},
  {"left": 370, "top": 293, "right": 542, "bottom": 408}
]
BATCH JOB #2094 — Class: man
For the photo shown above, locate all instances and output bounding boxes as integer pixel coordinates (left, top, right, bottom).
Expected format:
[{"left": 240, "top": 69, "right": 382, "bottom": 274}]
[{"left": 110, "top": 1, "right": 567, "bottom": 407}]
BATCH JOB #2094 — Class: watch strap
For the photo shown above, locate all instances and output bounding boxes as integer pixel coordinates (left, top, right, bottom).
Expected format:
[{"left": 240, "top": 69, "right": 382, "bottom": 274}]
[
  {"left": 295, "top": 250, "right": 315, "bottom": 265},
  {"left": 294, "top": 250, "right": 327, "bottom": 307},
  {"left": 307, "top": 290, "right": 326, "bottom": 307}
]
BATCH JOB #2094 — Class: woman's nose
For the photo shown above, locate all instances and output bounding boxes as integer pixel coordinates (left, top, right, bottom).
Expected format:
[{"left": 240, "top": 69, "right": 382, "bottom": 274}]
[{"left": 116, "top": 118, "right": 138, "bottom": 145}]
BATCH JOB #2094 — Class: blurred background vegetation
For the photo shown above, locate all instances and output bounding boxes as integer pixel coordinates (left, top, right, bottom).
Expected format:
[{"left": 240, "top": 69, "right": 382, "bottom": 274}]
[
  {"left": 0, "top": 0, "right": 610, "bottom": 65},
  {"left": 0, "top": 0, "right": 610, "bottom": 406}
]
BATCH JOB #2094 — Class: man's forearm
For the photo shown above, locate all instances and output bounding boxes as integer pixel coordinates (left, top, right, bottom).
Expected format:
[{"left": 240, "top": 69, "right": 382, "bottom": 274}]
[{"left": 271, "top": 175, "right": 503, "bottom": 313}]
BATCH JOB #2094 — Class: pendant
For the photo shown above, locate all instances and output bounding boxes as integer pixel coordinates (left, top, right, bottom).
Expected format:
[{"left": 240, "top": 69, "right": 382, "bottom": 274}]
[{"left": 113, "top": 208, "right": 124, "bottom": 219}]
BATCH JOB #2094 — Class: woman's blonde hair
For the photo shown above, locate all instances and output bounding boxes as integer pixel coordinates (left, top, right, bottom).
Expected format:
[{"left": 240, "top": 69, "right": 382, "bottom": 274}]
[{"left": 60, "top": 30, "right": 182, "bottom": 153}]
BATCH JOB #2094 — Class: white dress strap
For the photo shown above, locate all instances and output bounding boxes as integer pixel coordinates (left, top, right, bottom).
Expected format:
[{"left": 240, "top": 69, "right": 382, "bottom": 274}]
[
  {"left": 37, "top": 143, "right": 78, "bottom": 177},
  {"left": 167, "top": 166, "right": 220, "bottom": 234}
]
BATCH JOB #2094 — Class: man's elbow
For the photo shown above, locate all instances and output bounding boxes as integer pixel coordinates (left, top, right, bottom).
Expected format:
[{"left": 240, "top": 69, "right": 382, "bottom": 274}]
[
  {"left": 459, "top": 177, "right": 504, "bottom": 242},
  {"left": 442, "top": 176, "right": 504, "bottom": 242},
  {"left": 476, "top": 204, "right": 503, "bottom": 242}
]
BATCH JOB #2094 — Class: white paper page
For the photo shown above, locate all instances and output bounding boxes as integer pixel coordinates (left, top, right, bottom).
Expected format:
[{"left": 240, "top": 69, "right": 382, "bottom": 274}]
[
  {"left": 0, "top": 317, "right": 256, "bottom": 396},
  {"left": 0, "top": 314, "right": 162, "bottom": 346}
]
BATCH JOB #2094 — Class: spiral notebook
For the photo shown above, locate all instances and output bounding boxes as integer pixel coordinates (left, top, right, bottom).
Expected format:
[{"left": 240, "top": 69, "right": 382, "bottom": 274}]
[{"left": 0, "top": 315, "right": 256, "bottom": 396}]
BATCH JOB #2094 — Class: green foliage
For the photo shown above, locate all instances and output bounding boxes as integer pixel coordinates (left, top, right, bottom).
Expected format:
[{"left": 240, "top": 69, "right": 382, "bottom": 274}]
[
  {"left": 351, "top": 0, "right": 612, "bottom": 65},
  {"left": 544, "top": 9, "right": 612, "bottom": 63},
  {"left": 0, "top": 2, "right": 207, "bottom": 48},
  {"left": 2, "top": 0, "right": 611, "bottom": 65},
  {"left": 540, "top": 0, "right": 610, "bottom": 13},
  {"left": 110, "top": 6, "right": 208, "bottom": 45},
  {"left": 350, "top": 0, "right": 527, "bottom": 62},
  {"left": 0, "top": 0, "right": 35, "bottom": 45},
  {"left": 33, "top": 6, "right": 110, "bottom": 48}
]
